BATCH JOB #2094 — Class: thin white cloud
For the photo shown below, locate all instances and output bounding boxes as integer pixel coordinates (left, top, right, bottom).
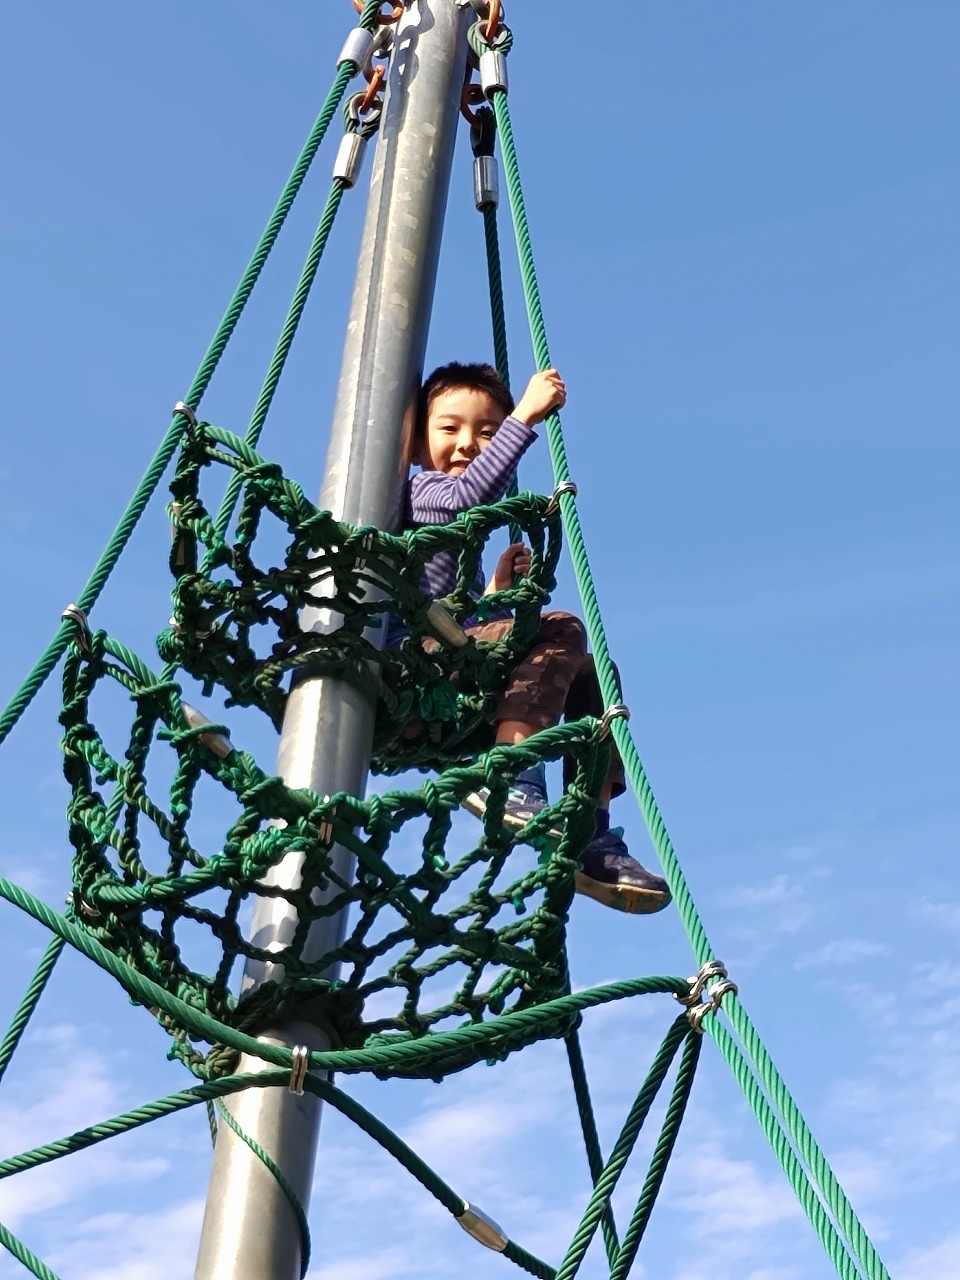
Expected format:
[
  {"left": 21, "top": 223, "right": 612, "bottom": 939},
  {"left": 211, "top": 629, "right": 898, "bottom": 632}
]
[
  {"left": 47, "top": 1198, "right": 204, "bottom": 1280},
  {"left": 670, "top": 1268, "right": 800, "bottom": 1280},
  {"left": 0, "top": 1135, "right": 168, "bottom": 1233},
  {"left": 912, "top": 898, "right": 960, "bottom": 932},
  {"left": 308, "top": 1247, "right": 421, "bottom": 1280},
  {"left": 897, "top": 1230, "right": 960, "bottom": 1280},
  {"left": 718, "top": 873, "right": 813, "bottom": 935},
  {"left": 794, "top": 937, "right": 889, "bottom": 969},
  {"left": 0, "top": 1027, "right": 175, "bottom": 1233},
  {"left": 0, "top": 854, "right": 56, "bottom": 897},
  {"left": 666, "top": 1142, "right": 803, "bottom": 1236}
]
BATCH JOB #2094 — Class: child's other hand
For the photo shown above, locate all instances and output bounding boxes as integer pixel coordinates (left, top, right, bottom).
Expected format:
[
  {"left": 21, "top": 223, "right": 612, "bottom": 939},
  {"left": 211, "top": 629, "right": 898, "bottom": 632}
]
[
  {"left": 488, "top": 542, "right": 531, "bottom": 593},
  {"left": 512, "top": 369, "right": 566, "bottom": 426}
]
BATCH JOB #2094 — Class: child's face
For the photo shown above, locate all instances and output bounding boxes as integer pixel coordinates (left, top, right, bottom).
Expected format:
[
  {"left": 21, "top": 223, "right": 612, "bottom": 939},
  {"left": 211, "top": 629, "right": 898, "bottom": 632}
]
[{"left": 419, "top": 386, "right": 506, "bottom": 474}]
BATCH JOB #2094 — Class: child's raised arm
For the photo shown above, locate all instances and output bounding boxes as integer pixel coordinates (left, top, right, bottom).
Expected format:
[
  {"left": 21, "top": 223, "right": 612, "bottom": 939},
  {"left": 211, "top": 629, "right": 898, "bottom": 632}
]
[{"left": 512, "top": 369, "right": 566, "bottom": 426}]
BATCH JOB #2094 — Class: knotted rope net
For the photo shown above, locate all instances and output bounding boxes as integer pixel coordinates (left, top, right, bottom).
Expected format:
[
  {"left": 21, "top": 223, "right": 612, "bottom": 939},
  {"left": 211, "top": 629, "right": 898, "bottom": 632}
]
[
  {"left": 160, "top": 419, "right": 563, "bottom": 773},
  {"left": 60, "top": 420, "right": 611, "bottom": 1083}
]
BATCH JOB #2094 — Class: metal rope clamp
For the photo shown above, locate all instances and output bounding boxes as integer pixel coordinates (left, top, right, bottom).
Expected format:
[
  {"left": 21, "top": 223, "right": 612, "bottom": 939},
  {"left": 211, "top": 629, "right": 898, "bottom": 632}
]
[
  {"left": 675, "top": 960, "right": 738, "bottom": 1032},
  {"left": 476, "top": 21, "right": 511, "bottom": 98},
  {"left": 425, "top": 601, "right": 469, "bottom": 649},
  {"left": 180, "top": 702, "right": 236, "bottom": 760},
  {"left": 316, "top": 798, "right": 336, "bottom": 847},
  {"left": 457, "top": 1201, "right": 508, "bottom": 1253},
  {"left": 60, "top": 603, "right": 91, "bottom": 653},
  {"left": 354, "top": 531, "right": 376, "bottom": 571},
  {"left": 545, "top": 480, "right": 578, "bottom": 516},
  {"left": 470, "top": 105, "right": 499, "bottom": 209},
  {"left": 337, "top": 27, "right": 374, "bottom": 75},
  {"left": 335, "top": 94, "right": 385, "bottom": 187},
  {"left": 288, "top": 1045, "right": 310, "bottom": 1095},
  {"left": 65, "top": 890, "right": 102, "bottom": 923},
  {"left": 599, "top": 703, "right": 630, "bottom": 741},
  {"left": 172, "top": 400, "right": 198, "bottom": 427}
]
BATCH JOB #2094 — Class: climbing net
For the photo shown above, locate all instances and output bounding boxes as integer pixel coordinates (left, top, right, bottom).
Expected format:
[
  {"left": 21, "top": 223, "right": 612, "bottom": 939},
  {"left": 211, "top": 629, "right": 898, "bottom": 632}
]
[
  {"left": 60, "top": 452, "right": 603, "bottom": 1079},
  {"left": 161, "top": 418, "right": 563, "bottom": 772},
  {"left": 0, "top": 5, "right": 891, "bottom": 1280}
]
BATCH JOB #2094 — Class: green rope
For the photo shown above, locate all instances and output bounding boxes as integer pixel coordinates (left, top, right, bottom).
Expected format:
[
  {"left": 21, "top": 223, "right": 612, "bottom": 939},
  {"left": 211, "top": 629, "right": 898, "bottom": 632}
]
[
  {"left": 565, "top": 1032, "right": 620, "bottom": 1267},
  {"left": 486, "top": 39, "right": 891, "bottom": 1280},
  {"left": 554, "top": 1015, "right": 689, "bottom": 1280},
  {"left": 707, "top": 1016, "right": 868, "bottom": 1280},
  {"left": 0, "top": 1221, "right": 61, "bottom": 1280},
  {"left": 209, "top": 79, "right": 385, "bottom": 547},
  {"left": 483, "top": 196, "right": 523, "bottom": 545},
  {"left": 610, "top": 1029, "right": 701, "bottom": 1279},
  {"left": 0, "top": 9, "right": 377, "bottom": 752},
  {"left": 722, "top": 995, "right": 890, "bottom": 1280},
  {"left": 0, "top": 1070, "right": 443, "bottom": 1208},
  {"left": 205, "top": 1098, "right": 219, "bottom": 1148},
  {"left": 472, "top": 102, "right": 520, "bottom": 543},
  {"left": 211, "top": 178, "right": 349, "bottom": 547},
  {"left": 60, "top": 582, "right": 614, "bottom": 1074},
  {"left": 0, "top": 871, "right": 689, "bottom": 1080},
  {"left": 0, "top": 937, "right": 64, "bottom": 1086},
  {"left": 0, "top": 1058, "right": 556, "bottom": 1280},
  {"left": 503, "top": 1240, "right": 557, "bottom": 1280},
  {"left": 216, "top": 1101, "right": 312, "bottom": 1278},
  {"left": 483, "top": 202, "right": 511, "bottom": 390}
]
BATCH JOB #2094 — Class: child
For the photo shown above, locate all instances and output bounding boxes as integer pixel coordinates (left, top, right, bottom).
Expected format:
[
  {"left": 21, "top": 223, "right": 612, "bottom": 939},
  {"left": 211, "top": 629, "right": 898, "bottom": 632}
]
[{"left": 405, "top": 361, "right": 670, "bottom": 915}]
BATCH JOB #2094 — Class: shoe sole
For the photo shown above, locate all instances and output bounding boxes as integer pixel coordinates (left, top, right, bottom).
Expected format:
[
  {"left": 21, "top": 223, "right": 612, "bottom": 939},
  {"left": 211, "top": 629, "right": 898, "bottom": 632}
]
[
  {"left": 573, "top": 870, "right": 671, "bottom": 915},
  {"left": 462, "top": 791, "right": 563, "bottom": 842},
  {"left": 464, "top": 794, "right": 671, "bottom": 914}
]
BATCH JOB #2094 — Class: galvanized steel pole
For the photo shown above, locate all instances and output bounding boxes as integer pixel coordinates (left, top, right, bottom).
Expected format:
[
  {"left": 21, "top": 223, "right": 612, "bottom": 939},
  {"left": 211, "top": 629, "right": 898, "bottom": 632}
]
[{"left": 194, "top": 5, "right": 469, "bottom": 1277}]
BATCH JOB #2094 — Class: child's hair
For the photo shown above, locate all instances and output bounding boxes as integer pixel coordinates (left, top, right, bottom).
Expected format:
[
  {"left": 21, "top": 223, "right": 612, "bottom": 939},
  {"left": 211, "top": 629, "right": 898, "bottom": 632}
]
[{"left": 416, "top": 362, "right": 513, "bottom": 443}]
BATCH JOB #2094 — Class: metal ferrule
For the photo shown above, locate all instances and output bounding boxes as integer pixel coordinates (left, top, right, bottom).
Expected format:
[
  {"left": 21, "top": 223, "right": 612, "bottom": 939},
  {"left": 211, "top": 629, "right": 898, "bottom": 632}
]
[
  {"left": 333, "top": 132, "right": 368, "bottom": 188},
  {"left": 425, "top": 602, "right": 469, "bottom": 648},
  {"left": 181, "top": 702, "right": 236, "bottom": 760},
  {"left": 473, "top": 154, "right": 499, "bottom": 209},
  {"left": 337, "top": 28, "right": 374, "bottom": 73},
  {"left": 480, "top": 49, "right": 508, "bottom": 97},
  {"left": 169, "top": 500, "right": 190, "bottom": 569},
  {"left": 457, "top": 1202, "right": 508, "bottom": 1252},
  {"left": 288, "top": 1045, "right": 309, "bottom": 1095}
]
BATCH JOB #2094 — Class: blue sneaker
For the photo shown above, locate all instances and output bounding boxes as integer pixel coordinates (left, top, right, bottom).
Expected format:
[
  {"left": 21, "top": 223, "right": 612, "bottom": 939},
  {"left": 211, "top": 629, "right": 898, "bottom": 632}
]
[
  {"left": 575, "top": 826, "right": 671, "bottom": 915},
  {"left": 464, "top": 773, "right": 670, "bottom": 914},
  {"left": 463, "top": 764, "right": 557, "bottom": 835}
]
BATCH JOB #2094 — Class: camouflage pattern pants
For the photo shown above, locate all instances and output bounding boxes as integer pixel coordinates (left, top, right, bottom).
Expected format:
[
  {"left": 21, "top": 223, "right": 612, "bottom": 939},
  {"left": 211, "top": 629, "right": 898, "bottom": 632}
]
[{"left": 466, "top": 611, "right": 626, "bottom": 796}]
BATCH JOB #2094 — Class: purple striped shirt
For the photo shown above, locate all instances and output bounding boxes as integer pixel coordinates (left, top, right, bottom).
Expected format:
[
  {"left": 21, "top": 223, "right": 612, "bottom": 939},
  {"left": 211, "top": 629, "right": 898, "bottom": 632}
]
[
  {"left": 384, "top": 415, "right": 536, "bottom": 648},
  {"left": 407, "top": 415, "right": 537, "bottom": 600}
]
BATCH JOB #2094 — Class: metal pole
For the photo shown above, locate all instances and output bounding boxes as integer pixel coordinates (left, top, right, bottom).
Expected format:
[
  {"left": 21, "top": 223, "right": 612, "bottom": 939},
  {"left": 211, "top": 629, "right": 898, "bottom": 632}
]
[{"left": 194, "top": 5, "right": 469, "bottom": 1278}]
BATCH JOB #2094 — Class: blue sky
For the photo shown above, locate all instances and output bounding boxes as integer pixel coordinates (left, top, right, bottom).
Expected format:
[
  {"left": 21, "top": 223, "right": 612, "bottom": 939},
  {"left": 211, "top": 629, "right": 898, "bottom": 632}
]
[{"left": 1, "top": 3, "right": 958, "bottom": 1278}]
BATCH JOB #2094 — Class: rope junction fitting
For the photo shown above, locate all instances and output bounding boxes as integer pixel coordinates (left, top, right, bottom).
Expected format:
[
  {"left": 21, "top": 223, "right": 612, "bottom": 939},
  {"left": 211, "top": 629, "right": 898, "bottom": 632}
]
[
  {"left": 172, "top": 400, "right": 198, "bottom": 426},
  {"left": 59, "top": 605, "right": 90, "bottom": 652},
  {"left": 545, "top": 480, "right": 578, "bottom": 516},
  {"left": 598, "top": 703, "right": 630, "bottom": 741},
  {"left": 675, "top": 961, "right": 740, "bottom": 1032}
]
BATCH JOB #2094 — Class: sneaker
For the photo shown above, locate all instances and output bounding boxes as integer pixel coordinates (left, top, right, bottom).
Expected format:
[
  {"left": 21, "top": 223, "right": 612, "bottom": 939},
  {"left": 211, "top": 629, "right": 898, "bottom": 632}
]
[
  {"left": 574, "top": 827, "right": 671, "bottom": 915},
  {"left": 463, "top": 764, "right": 557, "bottom": 836}
]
